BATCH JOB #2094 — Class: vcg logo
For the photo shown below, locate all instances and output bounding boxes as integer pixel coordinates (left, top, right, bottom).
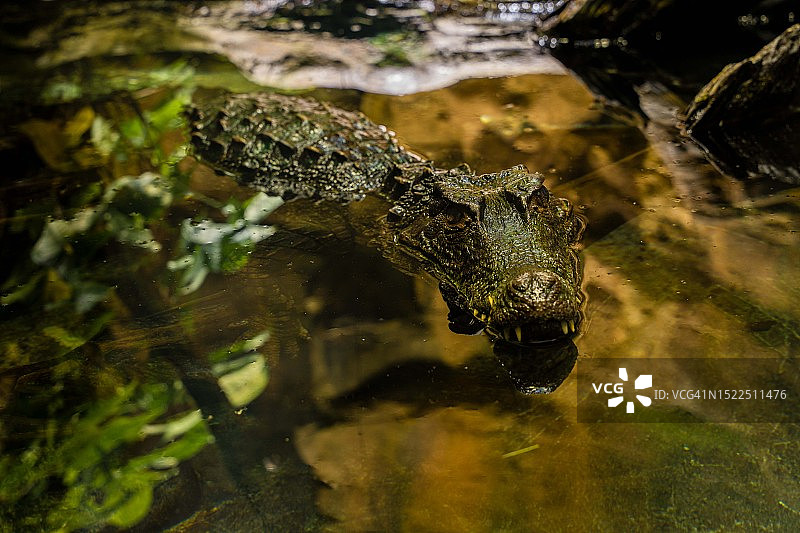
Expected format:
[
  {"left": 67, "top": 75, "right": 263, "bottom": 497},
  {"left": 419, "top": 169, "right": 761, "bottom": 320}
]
[{"left": 592, "top": 368, "right": 653, "bottom": 413}]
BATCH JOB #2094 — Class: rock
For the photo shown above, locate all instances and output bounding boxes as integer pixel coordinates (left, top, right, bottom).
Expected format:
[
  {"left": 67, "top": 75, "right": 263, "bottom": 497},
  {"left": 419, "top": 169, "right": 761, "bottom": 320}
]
[
  {"left": 537, "top": 0, "right": 795, "bottom": 113},
  {"left": 682, "top": 24, "right": 800, "bottom": 184}
]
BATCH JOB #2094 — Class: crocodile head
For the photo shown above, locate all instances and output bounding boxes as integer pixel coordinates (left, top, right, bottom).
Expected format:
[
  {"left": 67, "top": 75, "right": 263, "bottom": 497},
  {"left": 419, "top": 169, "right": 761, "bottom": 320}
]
[{"left": 387, "top": 164, "right": 585, "bottom": 345}]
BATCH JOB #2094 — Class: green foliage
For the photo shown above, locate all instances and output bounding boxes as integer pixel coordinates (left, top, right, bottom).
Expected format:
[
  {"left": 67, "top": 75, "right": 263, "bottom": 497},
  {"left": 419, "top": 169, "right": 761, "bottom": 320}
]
[
  {"left": 90, "top": 115, "right": 120, "bottom": 157},
  {"left": 2, "top": 71, "right": 281, "bottom": 532},
  {"left": 3, "top": 87, "right": 196, "bottom": 313},
  {"left": 0, "top": 171, "right": 174, "bottom": 322},
  {"left": 31, "top": 172, "right": 172, "bottom": 265},
  {"left": 40, "top": 60, "right": 197, "bottom": 105},
  {"left": 0, "top": 309, "right": 111, "bottom": 372},
  {"left": 370, "top": 32, "right": 423, "bottom": 67},
  {"left": 0, "top": 383, "right": 212, "bottom": 531},
  {"left": 209, "top": 331, "right": 271, "bottom": 407},
  {"left": 208, "top": 329, "right": 271, "bottom": 364},
  {"left": 1, "top": 84, "right": 227, "bottom": 532},
  {"left": 169, "top": 192, "right": 283, "bottom": 294}
]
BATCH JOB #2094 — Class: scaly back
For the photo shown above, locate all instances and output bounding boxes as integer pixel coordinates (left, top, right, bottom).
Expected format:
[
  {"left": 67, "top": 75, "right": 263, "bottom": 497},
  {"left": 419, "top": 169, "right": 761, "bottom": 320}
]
[{"left": 187, "top": 92, "right": 421, "bottom": 202}]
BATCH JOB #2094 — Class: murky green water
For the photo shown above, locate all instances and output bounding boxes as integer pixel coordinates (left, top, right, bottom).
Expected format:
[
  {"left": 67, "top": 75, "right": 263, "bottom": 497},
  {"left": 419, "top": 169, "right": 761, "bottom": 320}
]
[{"left": 2, "top": 57, "right": 800, "bottom": 531}]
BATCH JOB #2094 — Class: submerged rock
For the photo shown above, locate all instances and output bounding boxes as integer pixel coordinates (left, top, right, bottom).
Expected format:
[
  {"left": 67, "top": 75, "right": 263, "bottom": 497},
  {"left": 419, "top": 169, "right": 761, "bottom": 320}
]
[
  {"left": 682, "top": 24, "right": 800, "bottom": 184},
  {"left": 0, "top": 0, "right": 564, "bottom": 98},
  {"left": 537, "top": 0, "right": 795, "bottom": 113}
]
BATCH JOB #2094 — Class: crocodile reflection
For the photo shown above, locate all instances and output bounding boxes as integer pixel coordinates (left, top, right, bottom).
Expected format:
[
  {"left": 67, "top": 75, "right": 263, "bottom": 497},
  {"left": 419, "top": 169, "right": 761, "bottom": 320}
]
[
  {"left": 328, "top": 340, "right": 579, "bottom": 404},
  {"left": 492, "top": 338, "right": 578, "bottom": 394},
  {"left": 189, "top": 92, "right": 586, "bottom": 345}
]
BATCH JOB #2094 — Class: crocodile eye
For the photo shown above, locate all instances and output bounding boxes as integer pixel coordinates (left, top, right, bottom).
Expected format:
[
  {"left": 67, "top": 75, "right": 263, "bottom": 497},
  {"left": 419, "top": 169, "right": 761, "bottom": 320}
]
[
  {"left": 556, "top": 198, "right": 572, "bottom": 217},
  {"left": 527, "top": 187, "right": 550, "bottom": 210},
  {"left": 443, "top": 205, "right": 470, "bottom": 229}
]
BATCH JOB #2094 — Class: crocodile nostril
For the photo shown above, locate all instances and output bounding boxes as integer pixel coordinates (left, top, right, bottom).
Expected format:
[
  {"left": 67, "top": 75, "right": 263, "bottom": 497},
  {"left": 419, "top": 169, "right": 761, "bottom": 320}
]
[
  {"left": 506, "top": 270, "right": 562, "bottom": 302},
  {"left": 510, "top": 272, "right": 532, "bottom": 292}
]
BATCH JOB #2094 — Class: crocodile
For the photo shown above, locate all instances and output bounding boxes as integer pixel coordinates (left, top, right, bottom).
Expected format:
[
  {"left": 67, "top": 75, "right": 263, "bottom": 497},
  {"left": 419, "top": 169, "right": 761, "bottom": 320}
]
[{"left": 187, "top": 92, "right": 585, "bottom": 345}]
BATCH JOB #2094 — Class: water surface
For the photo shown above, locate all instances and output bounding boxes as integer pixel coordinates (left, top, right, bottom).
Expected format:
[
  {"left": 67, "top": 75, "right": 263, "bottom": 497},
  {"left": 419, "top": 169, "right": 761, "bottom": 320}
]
[{"left": 1, "top": 67, "right": 799, "bottom": 531}]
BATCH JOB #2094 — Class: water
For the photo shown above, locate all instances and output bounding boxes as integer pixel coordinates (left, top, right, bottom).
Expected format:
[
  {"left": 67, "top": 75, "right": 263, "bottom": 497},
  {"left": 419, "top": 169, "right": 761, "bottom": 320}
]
[{"left": 1, "top": 66, "right": 800, "bottom": 531}]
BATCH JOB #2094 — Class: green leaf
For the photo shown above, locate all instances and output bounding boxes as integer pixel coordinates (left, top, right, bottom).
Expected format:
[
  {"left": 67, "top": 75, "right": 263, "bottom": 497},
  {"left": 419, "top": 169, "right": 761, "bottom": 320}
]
[
  {"left": 141, "top": 409, "right": 203, "bottom": 442},
  {"left": 30, "top": 209, "right": 99, "bottom": 265},
  {"left": 208, "top": 330, "right": 270, "bottom": 364},
  {"left": 119, "top": 117, "right": 147, "bottom": 147},
  {"left": 145, "top": 90, "right": 191, "bottom": 132},
  {"left": 243, "top": 192, "right": 284, "bottom": 223},
  {"left": 215, "top": 354, "right": 269, "bottom": 407},
  {"left": 219, "top": 240, "right": 252, "bottom": 272},
  {"left": 1, "top": 271, "right": 44, "bottom": 305},
  {"left": 42, "top": 326, "right": 89, "bottom": 350},
  {"left": 177, "top": 253, "right": 209, "bottom": 295},
  {"left": 41, "top": 81, "right": 82, "bottom": 103},
  {"left": 90, "top": 115, "right": 120, "bottom": 157},
  {"left": 63, "top": 107, "right": 95, "bottom": 147},
  {"left": 230, "top": 225, "right": 276, "bottom": 244},
  {"left": 107, "top": 484, "right": 153, "bottom": 528}
]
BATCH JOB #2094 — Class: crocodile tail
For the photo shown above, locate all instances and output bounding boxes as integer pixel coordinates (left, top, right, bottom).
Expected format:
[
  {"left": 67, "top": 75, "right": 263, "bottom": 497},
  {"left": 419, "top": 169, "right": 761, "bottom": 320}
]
[{"left": 186, "top": 92, "right": 420, "bottom": 203}]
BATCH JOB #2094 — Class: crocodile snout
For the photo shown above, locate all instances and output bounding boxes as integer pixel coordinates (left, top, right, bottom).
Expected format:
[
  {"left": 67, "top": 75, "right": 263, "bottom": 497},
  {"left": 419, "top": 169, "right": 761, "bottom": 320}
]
[
  {"left": 477, "top": 269, "right": 580, "bottom": 344},
  {"left": 507, "top": 270, "right": 560, "bottom": 300},
  {"left": 504, "top": 270, "right": 565, "bottom": 309}
]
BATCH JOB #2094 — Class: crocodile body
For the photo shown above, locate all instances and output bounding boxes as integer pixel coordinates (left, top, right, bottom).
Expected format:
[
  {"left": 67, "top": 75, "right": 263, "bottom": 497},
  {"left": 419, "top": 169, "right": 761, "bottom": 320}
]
[{"left": 188, "top": 92, "right": 585, "bottom": 344}]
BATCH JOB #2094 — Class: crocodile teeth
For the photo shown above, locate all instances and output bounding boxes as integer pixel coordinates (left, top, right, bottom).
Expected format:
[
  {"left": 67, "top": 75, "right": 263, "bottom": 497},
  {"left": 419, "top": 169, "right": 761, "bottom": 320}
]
[
  {"left": 480, "top": 314, "right": 488, "bottom": 322},
  {"left": 487, "top": 295, "right": 495, "bottom": 307},
  {"left": 561, "top": 321, "right": 569, "bottom": 335},
  {"left": 515, "top": 327, "right": 523, "bottom": 343},
  {"left": 568, "top": 320, "right": 575, "bottom": 333},
  {"left": 472, "top": 309, "right": 480, "bottom": 317}
]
